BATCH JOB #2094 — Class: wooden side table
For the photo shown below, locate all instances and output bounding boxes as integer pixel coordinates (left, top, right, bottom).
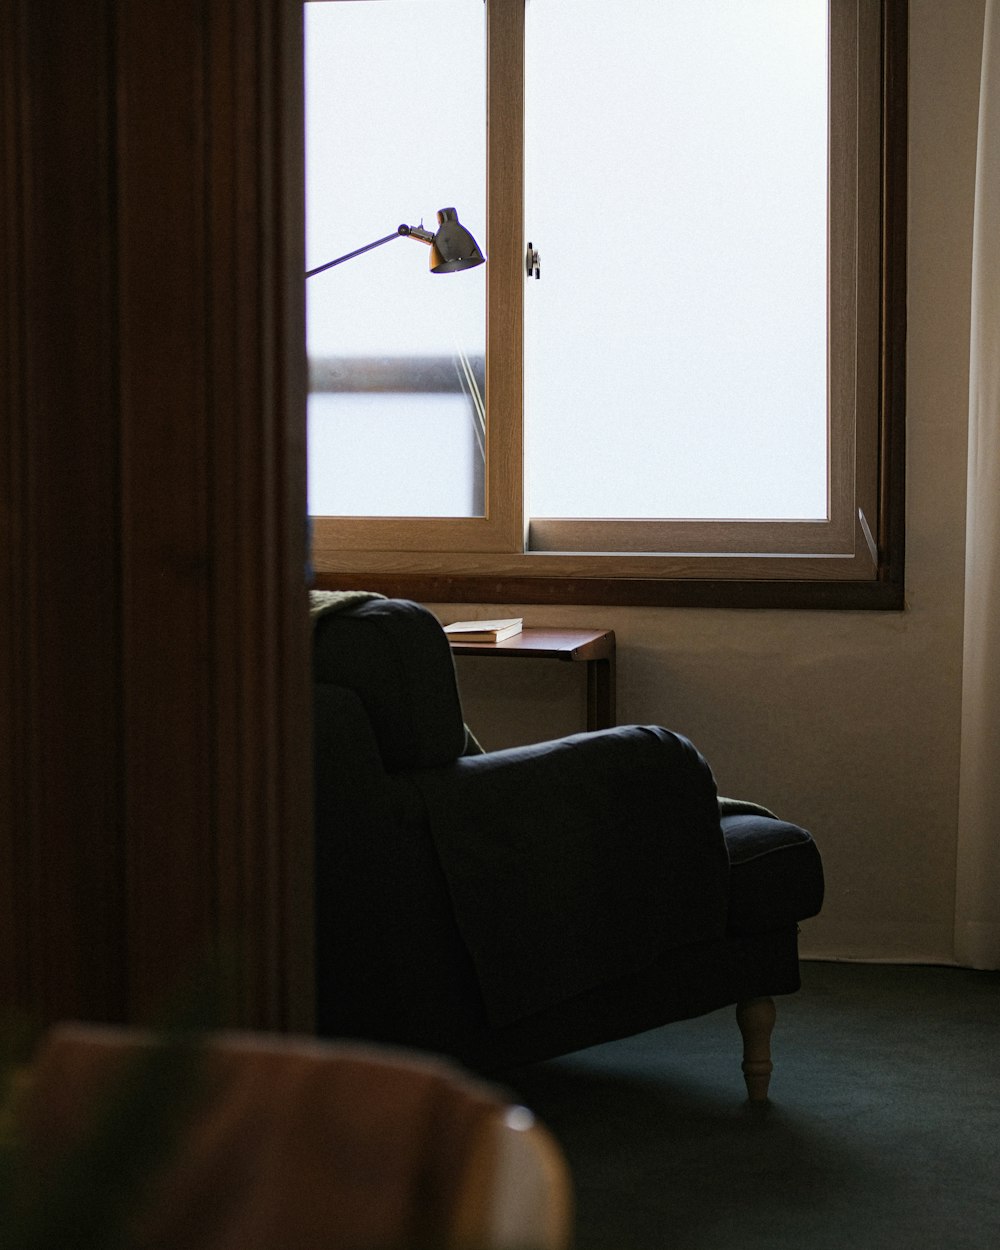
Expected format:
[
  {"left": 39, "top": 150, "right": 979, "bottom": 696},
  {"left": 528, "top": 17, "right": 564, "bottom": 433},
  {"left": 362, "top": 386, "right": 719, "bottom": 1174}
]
[{"left": 447, "top": 627, "right": 616, "bottom": 731}]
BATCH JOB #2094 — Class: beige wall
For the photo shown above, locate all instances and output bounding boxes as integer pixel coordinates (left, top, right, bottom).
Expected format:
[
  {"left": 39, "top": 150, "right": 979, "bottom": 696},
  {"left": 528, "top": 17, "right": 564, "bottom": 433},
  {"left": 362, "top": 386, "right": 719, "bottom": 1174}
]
[{"left": 430, "top": 0, "right": 987, "bottom": 965}]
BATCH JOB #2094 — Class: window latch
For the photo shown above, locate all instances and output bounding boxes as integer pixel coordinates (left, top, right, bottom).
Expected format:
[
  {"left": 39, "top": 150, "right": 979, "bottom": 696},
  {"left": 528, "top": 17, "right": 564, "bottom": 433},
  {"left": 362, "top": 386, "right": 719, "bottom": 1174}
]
[{"left": 525, "top": 243, "right": 541, "bottom": 280}]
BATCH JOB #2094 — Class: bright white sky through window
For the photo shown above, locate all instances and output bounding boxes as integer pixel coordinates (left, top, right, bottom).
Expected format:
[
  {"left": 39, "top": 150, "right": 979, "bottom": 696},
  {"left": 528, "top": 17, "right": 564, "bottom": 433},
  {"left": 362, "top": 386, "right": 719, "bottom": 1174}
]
[
  {"left": 305, "top": 0, "right": 486, "bottom": 518},
  {"left": 306, "top": 0, "right": 829, "bottom": 522},
  {"left": 525, "top": 0, "right": 829, "bottom": 521}
]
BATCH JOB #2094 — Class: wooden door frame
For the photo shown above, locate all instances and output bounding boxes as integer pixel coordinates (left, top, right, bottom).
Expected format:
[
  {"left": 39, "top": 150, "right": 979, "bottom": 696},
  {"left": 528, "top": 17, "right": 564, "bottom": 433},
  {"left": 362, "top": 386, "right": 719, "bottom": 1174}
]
[{"left": 0, "top": 0, "right": 313, "bottom": 1032}]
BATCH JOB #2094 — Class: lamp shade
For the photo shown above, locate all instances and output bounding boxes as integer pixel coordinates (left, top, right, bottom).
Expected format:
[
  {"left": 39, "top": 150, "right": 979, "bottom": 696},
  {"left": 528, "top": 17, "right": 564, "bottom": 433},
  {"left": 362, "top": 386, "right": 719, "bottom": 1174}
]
[{"left": 428, "top": 207, "right": 486, "bottom": 273}]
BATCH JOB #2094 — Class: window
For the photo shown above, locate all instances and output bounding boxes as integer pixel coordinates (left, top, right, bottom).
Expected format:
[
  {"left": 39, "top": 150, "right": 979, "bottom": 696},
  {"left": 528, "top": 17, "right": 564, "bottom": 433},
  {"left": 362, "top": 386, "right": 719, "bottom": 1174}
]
[
  {"left": 305, "top": 0, "right": 487, "bottom": 521},
  {"left": 307, "top": 0, "right": 906, "bottom": 608}
]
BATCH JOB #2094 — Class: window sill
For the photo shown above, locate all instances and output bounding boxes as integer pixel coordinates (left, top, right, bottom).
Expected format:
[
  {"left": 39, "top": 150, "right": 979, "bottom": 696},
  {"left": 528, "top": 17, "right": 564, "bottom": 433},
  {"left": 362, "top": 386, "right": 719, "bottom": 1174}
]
[{"left": 312, "top": 568, "right": 905, "bottom": 611}]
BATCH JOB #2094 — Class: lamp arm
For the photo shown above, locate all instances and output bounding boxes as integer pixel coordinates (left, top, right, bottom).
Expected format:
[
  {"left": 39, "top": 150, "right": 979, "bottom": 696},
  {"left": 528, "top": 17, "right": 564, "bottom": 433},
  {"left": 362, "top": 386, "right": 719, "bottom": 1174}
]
[{"left": 305, "top": 223, "right": 435, "bottom": 278}]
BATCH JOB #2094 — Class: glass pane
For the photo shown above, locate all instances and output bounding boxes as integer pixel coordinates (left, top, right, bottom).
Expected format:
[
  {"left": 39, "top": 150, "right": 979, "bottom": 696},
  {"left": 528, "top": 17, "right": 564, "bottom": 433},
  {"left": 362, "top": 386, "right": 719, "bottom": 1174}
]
[
  {"left": 308, "top": 393, "right": 483, "bottom": 516},
  {"left": 525, "top": 0, "right": 828, "bottom": 521},
  {"left": 305, "top": 0, "right": 486, "bottom": 518}
]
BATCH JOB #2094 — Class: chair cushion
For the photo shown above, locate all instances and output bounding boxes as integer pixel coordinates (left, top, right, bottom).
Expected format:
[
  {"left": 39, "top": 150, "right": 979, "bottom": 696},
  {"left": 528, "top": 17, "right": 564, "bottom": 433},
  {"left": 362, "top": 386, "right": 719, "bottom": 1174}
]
[{"left": 722, "top": 814, "right": 824, "bottom": 935}]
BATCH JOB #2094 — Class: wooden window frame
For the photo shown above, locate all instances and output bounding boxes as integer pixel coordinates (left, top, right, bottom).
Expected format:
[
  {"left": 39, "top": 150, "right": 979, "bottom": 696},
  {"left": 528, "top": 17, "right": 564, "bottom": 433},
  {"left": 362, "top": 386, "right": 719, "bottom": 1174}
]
[{"left": 310, "top": 0, "right": 907, "bottom": 610}]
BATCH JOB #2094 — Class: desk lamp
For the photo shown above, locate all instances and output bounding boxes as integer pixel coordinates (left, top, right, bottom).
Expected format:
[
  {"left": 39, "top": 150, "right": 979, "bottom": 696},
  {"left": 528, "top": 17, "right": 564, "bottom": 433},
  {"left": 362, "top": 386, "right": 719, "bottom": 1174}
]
[{"left": 306, "top": 207, "right": 485, "bottom": 278}]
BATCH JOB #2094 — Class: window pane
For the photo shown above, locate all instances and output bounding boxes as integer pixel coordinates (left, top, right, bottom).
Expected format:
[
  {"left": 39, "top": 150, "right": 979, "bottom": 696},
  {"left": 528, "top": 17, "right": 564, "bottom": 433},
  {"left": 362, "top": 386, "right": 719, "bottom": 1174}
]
[
  {"left": 524, "top": 0, "right": 828, "bottom": 522},
  {"left": 308, "top": 392, "right": 482, "bottom": 516},
  {"left": 305, "top": 0, "right": 486, "bottom": 517}
]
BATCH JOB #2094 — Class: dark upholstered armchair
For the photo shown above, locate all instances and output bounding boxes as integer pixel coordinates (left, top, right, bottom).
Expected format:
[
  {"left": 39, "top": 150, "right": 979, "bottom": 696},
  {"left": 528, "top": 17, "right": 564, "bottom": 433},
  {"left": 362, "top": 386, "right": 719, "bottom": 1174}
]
[{"left": 312, "top": 595, "right": 823, "bottom": 1100}]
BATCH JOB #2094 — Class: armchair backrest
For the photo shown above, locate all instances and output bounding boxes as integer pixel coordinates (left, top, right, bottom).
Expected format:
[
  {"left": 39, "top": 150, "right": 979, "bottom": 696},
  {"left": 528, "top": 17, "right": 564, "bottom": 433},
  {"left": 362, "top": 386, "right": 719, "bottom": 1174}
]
[
  {"left": 312, "top": 598, "right": 467, "bottom": 773},
  {"left": 311, "top": 601, "right": 488, "bottom": 1049}
]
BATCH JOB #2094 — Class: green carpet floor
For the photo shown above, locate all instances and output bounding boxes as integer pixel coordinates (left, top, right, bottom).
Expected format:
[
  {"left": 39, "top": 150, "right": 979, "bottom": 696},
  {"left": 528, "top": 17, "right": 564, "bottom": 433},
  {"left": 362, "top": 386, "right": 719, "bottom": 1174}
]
[{"left": 500, "top": 962, "right": 1000, "bottom": 1250}]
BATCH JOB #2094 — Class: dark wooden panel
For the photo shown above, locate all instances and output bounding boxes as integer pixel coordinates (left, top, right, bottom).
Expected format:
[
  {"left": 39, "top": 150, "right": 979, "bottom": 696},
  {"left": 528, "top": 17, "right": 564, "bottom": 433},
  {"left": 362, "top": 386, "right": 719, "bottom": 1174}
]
[
  {"left": 115, "top": 0, "right": 218, "bottom": 1019},
  {"left": 0, "top": 0, "right": 126, "bottom": 1025},
  {"left": 112, "top": 0, "right": 312, "bottom": 1029},
  {"left": 0, "top": 0, "right": 312, "bottom": 1033}
]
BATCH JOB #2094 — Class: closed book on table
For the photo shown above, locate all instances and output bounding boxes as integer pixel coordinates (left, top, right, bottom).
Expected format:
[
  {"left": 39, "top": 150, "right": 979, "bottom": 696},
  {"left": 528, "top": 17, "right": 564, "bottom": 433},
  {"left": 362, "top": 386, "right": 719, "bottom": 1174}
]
[{"left": 443, "top": 618, "right": 523, "bottom": 643}]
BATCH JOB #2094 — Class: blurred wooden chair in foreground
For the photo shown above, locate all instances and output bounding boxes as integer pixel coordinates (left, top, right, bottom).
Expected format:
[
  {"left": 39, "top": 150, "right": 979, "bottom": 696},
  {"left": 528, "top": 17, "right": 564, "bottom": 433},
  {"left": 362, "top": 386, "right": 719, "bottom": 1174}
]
[{"left": 15, "top": 1023, "right": 573, "bottom": 1250}]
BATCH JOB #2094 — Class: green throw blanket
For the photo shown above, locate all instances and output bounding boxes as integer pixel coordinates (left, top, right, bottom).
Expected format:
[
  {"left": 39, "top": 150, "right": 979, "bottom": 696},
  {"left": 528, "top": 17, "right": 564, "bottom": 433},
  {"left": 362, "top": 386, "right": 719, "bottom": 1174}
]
[{"left": 309, "top": 589, "right": 385, "bottom": 620}]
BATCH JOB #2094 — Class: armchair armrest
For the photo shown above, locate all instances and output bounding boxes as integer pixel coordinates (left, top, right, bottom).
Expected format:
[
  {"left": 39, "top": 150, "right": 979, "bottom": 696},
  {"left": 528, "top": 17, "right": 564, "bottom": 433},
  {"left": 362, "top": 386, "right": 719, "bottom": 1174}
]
[{"left": 408, "top": 726, "right": 730, "bottom": 1028}]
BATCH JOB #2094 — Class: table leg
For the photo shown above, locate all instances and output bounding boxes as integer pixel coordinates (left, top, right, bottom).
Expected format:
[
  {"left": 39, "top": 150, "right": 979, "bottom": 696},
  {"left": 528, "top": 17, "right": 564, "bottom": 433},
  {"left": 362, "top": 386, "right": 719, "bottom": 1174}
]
[{"left": 586, "top": 655, "right": 616, "bottom": 731}]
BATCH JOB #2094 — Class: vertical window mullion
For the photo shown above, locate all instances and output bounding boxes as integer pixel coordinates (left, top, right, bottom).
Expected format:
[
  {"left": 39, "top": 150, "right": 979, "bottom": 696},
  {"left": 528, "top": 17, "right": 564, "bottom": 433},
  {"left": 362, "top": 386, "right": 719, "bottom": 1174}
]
[{"left": 485, "top": 0, "right": 525, "bottom": 549}]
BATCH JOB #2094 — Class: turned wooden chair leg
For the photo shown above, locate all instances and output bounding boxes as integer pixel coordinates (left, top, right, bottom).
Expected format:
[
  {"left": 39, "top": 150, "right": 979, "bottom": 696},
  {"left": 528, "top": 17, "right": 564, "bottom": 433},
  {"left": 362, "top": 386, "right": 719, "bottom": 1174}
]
[{"left": 736, "top": 996, "right": 776, "bottom": 1103}]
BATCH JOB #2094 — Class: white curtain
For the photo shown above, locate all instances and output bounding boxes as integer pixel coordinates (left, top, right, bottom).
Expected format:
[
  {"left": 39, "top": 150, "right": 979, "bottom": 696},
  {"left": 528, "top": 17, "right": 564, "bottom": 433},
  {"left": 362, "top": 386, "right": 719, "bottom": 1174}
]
[{"left": 955, "top": 0, "right": 1000, "bottom": 969}]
